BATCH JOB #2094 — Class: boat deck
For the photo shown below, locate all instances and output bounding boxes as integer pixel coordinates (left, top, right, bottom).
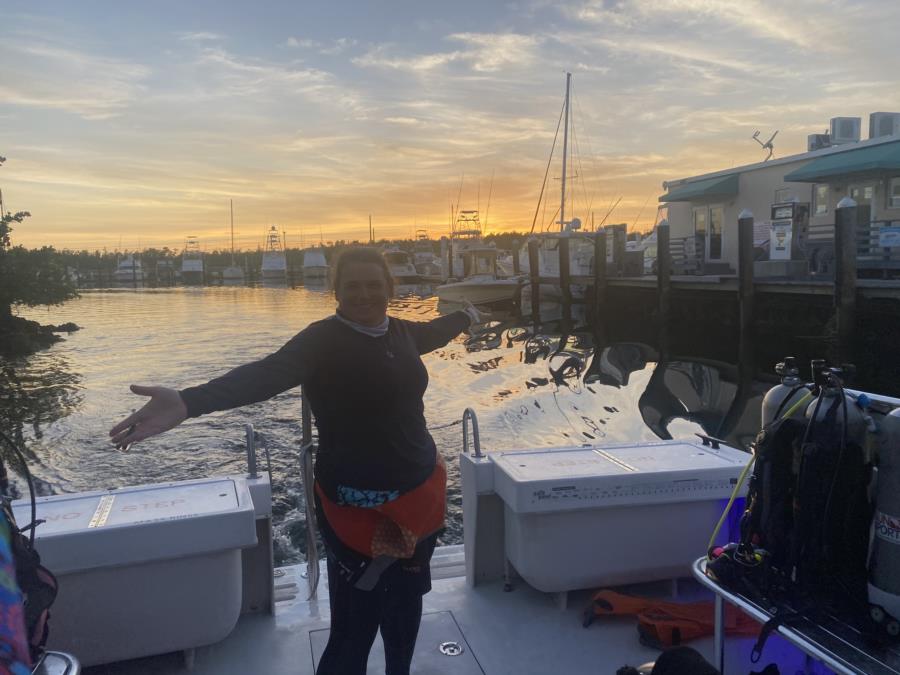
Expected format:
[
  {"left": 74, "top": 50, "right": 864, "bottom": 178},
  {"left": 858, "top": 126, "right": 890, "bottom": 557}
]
[{"left": 81, "top": 546, "right": 823, "bottom": 675}]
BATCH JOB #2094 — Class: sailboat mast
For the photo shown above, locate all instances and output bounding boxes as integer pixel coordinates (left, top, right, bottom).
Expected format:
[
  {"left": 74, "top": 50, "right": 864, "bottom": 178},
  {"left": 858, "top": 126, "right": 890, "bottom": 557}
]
[
  {"left": 230, "top": 199, "right": 235, "bottom": 265},
  {"left": 559, "top": 71, "right": 571, "bottom": 233}
]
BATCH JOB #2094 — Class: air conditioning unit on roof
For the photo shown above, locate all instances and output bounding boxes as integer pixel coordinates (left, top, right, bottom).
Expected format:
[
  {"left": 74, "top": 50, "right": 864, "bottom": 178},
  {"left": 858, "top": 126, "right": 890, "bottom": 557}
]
[
  {"left": 808, "top": 134, "right": 831, "bottom": 152},
  {"left": 869, "top": 112, "right": 900, "bottom": 138},
  {"left": 830, "top": 117, "right": 861, "bottom": 145}
]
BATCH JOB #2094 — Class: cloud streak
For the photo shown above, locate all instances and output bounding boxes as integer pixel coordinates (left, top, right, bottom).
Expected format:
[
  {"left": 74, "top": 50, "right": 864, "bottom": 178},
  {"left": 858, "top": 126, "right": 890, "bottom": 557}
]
[
  {"left": 353, "top": 32, "right": 542, "bottom": 74},
  {"left": 0, "top": 40, "right": 150, "bottom": 119}
]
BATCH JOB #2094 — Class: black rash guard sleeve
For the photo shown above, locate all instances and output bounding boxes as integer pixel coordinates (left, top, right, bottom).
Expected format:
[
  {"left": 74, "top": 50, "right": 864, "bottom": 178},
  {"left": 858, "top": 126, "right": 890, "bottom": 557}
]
[
  {"left": 179, "top": 327, "right": 315, "bottom": 418},
  {"left": 406, "top": 311, "right": 471, "bottom": 355}
]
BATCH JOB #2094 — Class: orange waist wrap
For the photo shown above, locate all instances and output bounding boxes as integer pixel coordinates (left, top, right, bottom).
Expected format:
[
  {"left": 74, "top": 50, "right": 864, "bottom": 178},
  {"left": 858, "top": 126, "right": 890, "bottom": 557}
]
[{"left": 315, "top": 453, "right": 446, "bottom": 559}]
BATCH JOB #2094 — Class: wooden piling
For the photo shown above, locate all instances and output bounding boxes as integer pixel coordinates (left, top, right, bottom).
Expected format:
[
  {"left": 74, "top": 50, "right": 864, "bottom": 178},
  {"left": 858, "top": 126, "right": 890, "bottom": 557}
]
[
  {"left": 834, "top": 198, "right": 858, "bottom": 361},
  {"left": 528, "top": 238, "right": 540, "bottom": 327},
  {"left": 737, "top": 210, "right": 755, "bottom": 366},
  {"left": 592, "top": 228, "right": 607, "bottom": 340},
  {"left": 512, "top": 239, "right": 521, "bottom": 275},
  {"left": 612, "top": 224, "right": 627, "bottom": 277},
  {"left": 447, "top": 238, "right": 454, "bottom": 280},
  {"left": 558, "top": 235, "right": 572, "bottom": 331},
  {"left": 719, "top": 211, "right": 756, "bottom": 439},
  {"left": 656, "top": 221, "right": 671, "bottom": 360}
]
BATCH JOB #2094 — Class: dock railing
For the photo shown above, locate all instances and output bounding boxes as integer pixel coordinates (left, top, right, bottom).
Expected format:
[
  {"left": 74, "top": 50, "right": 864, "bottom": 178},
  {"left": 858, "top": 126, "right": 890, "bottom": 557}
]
[
  {"left": 857, "top": 219, "right": 900, "bottom": 276},
  {"left": 668, "top": 235, "right": 704, "bottom": 276}
]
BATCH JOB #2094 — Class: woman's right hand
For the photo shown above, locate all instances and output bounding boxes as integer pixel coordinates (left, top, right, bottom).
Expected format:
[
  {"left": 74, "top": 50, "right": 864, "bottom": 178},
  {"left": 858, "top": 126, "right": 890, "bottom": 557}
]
[{"left": 108, "top": 385, "right": 188, "bottom": 450}]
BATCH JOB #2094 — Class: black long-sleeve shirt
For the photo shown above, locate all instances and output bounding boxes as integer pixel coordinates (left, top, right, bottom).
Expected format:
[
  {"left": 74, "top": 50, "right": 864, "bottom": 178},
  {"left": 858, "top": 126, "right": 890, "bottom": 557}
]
[{"left": 179, "top": 312, "right": 470, "bottom": 498}]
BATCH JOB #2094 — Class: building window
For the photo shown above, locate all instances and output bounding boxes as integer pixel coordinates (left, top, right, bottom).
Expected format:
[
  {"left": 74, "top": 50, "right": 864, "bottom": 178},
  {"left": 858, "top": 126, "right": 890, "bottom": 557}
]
[
  {"left": 849, "top": 184, "right": 874, "bottom": 205},
  {"left": 890, "top": 177, "right": 900, "bottom": 209},
  {"left": 814, "top": 184, "right": 829, "bottom": 215},
  {"left": 774, "top": 188, "right": 792, "bottom": 203}
]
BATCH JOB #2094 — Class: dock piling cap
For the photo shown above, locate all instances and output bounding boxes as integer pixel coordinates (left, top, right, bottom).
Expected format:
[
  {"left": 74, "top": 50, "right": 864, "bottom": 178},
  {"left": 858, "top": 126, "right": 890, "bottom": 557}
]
[
  {"left": 738, "top": 209, "right": 754, "bottom": 221},
  {"left": 836, "top": 196, "right": 857, "bottom": 209}
]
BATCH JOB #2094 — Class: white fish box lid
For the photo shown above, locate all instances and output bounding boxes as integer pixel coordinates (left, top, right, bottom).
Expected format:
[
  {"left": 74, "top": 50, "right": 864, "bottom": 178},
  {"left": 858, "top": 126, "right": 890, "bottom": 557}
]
[
  {"left": 492, "top": 439, "right": 748, "bottom": 514},
  {"left": 12, "top": 477, "right": 257, "bottom": 574}
]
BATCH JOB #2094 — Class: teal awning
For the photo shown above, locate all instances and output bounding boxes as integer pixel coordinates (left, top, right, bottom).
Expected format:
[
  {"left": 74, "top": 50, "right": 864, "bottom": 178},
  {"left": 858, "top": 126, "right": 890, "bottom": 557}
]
[
  {"left": 784, "top": 141, "right": 900, "bottom": 182},
  {"left": 659, "top": 173, "right": 739, "bottom": 202}
]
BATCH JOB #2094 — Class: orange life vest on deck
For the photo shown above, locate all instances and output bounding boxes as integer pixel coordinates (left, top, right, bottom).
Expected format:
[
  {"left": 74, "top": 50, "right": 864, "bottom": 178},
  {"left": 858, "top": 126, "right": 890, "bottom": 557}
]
[{"left": 585, "top": 589, "right": 758, "bottom": 649}]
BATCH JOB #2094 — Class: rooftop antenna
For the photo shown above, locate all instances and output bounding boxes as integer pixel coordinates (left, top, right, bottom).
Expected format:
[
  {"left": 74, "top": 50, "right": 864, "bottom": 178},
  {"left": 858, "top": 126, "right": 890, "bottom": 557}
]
[{"left": 752, "top": 129, "right": 779, "bottom": 161}]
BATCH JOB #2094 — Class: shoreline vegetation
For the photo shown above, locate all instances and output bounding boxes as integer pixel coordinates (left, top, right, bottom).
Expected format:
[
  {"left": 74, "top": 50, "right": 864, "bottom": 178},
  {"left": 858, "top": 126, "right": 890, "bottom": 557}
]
[
  {"left": 33, "top": 231, "right": 527, "bottom": 278},
  {"left": 2, "top": 156, "right": 81, "bottom": 358}
]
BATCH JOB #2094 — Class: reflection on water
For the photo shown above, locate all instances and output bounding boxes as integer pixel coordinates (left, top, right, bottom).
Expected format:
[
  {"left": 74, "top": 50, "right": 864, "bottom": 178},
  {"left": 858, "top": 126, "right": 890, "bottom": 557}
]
[
  {"left": 639, "top": 358, "right": 764, "bottom": 450},
  {"left": 0, "top": 358, "right": 83, "bottom": 498},
  {"left": 303, "top": 278, "right": 331, "bottom": 293},
  {"left": 8, "top": 287, "right": 763, "bottom": 563}
]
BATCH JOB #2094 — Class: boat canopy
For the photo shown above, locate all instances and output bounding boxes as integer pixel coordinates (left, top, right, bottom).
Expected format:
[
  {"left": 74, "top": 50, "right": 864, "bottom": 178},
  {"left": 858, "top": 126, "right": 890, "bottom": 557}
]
[
  {"left": 784, "top": 140, "right": 900, "bottom": 182},
  {"left": 659, "top": 173, "right": 739, "bottom": 203}
]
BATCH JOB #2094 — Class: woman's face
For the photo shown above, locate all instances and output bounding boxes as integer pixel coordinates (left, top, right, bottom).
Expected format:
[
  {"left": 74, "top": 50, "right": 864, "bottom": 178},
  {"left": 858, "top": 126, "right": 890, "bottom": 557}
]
[{"left": 336, "top": 261, "right": 391, "bottom": 326}]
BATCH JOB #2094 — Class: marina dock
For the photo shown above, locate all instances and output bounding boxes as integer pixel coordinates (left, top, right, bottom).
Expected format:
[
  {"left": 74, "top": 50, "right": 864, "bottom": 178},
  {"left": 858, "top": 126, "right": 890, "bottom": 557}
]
[{"left": 515, "top": 201, "right": 900, "bottom": 396}]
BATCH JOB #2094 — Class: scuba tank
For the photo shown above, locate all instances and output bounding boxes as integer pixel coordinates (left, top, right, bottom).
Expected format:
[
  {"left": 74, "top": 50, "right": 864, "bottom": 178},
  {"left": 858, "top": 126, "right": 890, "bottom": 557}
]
[
  {"left": 793, "top": 363, "right": 870, "bottom": 604},
  {"left": 761, "top": 357, "right": 808, "bottom": 426},
  {"left": 868, "top": 406, "right": 900, "bottom": 630},
  {"left": 804, "top": 364, "right": 867, "bottom": 442}
]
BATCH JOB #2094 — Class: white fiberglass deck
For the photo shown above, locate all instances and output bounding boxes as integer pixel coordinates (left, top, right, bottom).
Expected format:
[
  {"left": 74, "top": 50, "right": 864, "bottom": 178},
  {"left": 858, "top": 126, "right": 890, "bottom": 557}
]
[{"left": 82, "top": 547, "right": 819, "bottom": 675}]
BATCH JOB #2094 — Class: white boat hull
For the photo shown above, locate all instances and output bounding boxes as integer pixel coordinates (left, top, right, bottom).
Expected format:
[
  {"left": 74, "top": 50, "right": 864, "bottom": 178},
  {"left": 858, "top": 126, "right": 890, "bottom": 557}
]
[
  {"left": 436, "top": 278, "right": 520, "bottom": 305},
  {"left": 112, "top": 271, "right": 145, "bottom": 283},
  {"left": 222, "top": 266, "right": 245, "bottom": 283}
]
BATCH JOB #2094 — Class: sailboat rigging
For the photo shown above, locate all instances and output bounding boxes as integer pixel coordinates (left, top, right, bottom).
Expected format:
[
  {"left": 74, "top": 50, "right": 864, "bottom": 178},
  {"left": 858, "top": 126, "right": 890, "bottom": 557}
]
[{"left": 222, "top": 199, "right": 245, "bottom": 283}]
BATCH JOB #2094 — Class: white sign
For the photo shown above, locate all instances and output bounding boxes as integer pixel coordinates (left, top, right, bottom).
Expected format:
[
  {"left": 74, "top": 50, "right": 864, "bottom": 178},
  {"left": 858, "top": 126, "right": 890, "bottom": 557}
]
[
  {"left": 770, "top": 221, "right": 792, "bottom": 260},
  {"left": 753, "top": 220, "right": 770, "bottom": 247},
  {"left": 878, "top": 226, "right": 900, "bottom": 249}
]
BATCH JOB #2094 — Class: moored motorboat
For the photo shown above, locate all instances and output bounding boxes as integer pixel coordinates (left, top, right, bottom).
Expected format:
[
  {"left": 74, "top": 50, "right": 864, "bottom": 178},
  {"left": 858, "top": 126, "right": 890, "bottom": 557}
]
[
  {"left": 413, "top": 229, "right": 443, "bottom": 282},
  {"left": 261, "top": 226, "right": 288, "bottom": 282},
  {"left": 301, "top": 248, "right": 328, "bottom": 281},
  {"left": 436, "top": 246, "right": 521, "bottom": 305},
  {"left": 112, "top": 255, "right": 145, "bottom": 284},
  {"left": 382, "top": 246, "right": 419, "bottom": 284},
  {"left": 181, "top": 237, "right": 204, "bottom": 285}
]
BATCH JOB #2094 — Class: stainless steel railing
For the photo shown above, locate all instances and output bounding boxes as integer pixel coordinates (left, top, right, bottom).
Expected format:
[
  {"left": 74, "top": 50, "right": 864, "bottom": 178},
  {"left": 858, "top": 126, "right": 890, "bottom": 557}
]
[
  {"left": 300, "top": 390, "right": 320, "bottom": 600},
  {"left": 462, "top": 407, "right": 482, "bottom": 457}
]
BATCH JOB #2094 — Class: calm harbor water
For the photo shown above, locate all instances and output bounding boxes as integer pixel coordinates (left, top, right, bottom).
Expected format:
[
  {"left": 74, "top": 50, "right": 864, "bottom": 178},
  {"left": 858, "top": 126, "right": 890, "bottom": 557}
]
[{"left": 3, "top": 286, "right": 764, "bottom": 564}]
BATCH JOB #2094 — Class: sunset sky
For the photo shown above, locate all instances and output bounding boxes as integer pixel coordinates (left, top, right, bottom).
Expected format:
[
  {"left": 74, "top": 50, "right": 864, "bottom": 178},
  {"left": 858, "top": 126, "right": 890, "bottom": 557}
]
[{"left": 2, "top": 0, "right": 900, "bottom": 251}]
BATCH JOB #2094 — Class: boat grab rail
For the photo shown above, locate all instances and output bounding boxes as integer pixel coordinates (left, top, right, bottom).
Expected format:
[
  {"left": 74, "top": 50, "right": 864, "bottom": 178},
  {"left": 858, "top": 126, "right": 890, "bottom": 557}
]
[
  {"left": 300, "top": 392, "right": 320, "bottom": 600},
  {"left": 244, "top": 423, "right": 273, "bottom": 480},
  {"left": 300, "top": 441, "right": 320, "bottom": 600},
  {"left": 245, "top": 424, "right": 257, "bottom": 478},
  {"left": 462, "top": 408, "right": 483, "bottom": 458}
]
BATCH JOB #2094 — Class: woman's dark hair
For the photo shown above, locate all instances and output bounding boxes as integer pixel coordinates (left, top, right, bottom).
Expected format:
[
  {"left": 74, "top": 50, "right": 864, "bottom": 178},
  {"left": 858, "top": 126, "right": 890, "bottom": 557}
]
[{"left": 332, "top": 247, "right": 394, "bottom": 295}]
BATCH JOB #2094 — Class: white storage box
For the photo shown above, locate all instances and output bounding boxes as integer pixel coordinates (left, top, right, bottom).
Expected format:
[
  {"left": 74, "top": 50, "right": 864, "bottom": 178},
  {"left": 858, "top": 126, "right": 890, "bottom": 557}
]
[
  {"left": 491, "top": 440, "right": 747, "bottom": 592},
  {"left": 13, "top": 476, "right": 257, "bottom": 666}
]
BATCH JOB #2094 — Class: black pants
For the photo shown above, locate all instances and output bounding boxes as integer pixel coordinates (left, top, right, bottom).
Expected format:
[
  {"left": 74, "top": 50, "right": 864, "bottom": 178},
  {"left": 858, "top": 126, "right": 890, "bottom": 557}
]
[{"left": 315, "top": 535, "right": 438, "bottom": 675}]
